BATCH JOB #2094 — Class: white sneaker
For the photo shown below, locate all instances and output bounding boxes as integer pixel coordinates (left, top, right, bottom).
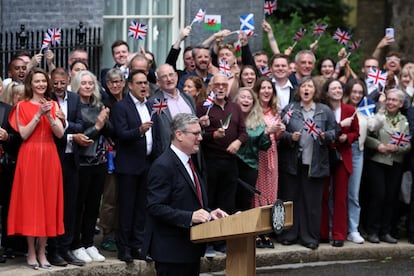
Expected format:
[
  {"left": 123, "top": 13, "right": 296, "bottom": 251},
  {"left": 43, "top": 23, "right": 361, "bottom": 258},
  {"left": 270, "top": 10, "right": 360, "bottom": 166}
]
[
  {"left": 86, "top": 246, "right": 106, "bottom": 262},
  {"left": 347, "top": 232, "right": 364, "bottom": 244},
  {"left": 72, "top": 247, "right": 92, "bottom": 263}
]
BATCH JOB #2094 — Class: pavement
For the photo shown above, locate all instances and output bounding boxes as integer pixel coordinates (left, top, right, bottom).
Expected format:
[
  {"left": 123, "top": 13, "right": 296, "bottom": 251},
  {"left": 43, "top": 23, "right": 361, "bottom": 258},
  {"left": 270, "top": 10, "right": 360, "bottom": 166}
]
[{"left": 1, "top": 238, "right": 414, "bottom": 275}]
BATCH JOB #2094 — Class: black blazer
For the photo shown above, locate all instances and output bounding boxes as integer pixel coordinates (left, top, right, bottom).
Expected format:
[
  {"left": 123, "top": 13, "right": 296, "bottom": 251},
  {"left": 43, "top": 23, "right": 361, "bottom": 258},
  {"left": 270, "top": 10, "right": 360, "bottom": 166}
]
[
  {"left": 112, "top": 94, "right": 161, "bottom": 175},
  {"left": 144, "top": 148, "right": 208, "bottom": 263},
  {"left": 52, "top": 91, "right": 84, "bottom": 167},
  {"left": 0, "top": 102, "right": 20, "bottom": 162}
]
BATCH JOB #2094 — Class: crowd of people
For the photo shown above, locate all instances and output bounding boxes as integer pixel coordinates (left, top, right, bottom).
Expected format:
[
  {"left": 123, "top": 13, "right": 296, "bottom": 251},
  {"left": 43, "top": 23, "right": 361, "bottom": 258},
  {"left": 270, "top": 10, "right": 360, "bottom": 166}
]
[{"left": 1, "top": 18, "right": 414, "bottom": 275}]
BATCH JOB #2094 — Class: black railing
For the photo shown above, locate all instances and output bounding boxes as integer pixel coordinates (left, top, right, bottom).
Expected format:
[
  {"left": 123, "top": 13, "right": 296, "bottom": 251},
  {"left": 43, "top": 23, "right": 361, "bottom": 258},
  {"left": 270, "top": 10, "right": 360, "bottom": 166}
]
[{"left": 0, "top": 22, "right": 103, "bottom": 79}]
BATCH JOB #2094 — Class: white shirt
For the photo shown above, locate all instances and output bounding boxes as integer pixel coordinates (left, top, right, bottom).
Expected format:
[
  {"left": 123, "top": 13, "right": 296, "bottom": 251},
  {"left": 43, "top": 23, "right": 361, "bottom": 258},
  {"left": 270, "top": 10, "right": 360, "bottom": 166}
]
[
  {"left": 170, "top": 144, "right": 194, "bottom": 184},
  {"left": 129, "top": 93, "right": 153, "bottom": 155},
  {"left": 57, "top": 93, "right": 72, "bottom": 153},
  {"left": 273, "top": 78, "right": 294, "bottom": 110}
]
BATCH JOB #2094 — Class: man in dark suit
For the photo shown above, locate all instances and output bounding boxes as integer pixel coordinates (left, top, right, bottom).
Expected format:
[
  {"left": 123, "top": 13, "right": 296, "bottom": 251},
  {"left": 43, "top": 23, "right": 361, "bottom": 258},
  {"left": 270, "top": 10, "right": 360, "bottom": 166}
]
[
  {"left": 0, "top": 100, "right": 22, "bottom": 263},
  {"left": 112, "top": 70, "right": 161, "bottom": 263},
  {"left": 145, "top": 113, "right": 228, "bottom": 276},
  {"left": 48, "top": 67, "right": 85, "bottom": 266}
]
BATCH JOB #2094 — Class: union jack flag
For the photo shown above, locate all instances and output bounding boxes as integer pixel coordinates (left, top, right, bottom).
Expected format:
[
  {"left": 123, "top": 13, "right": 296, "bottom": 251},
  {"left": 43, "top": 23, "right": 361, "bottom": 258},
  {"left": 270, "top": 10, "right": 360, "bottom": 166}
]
[
  {"left": 303, "top": 118, "right": 321, "bottom": 140},
  {"left": 283, "top": 107, "right": 293, "bottom": 124},
  {"left": 128, "top": 21, "right": 148, "bottom": 40},
  {"left": 264, "top": 0, "right": 277, "bottom": 16},
  {"left": 332, "top": 28, "right": 352, "bottom": 46},
  {"left": 367, "top": 68, "right": 388, "bottom": 88},
  {"left": 47, "top": 28, "right": 61, "bottom": 46},
  {"left": 348, "top": 39, "right": 362, "bottom": 52},
  {"left": 390, "top": 131, "right": 411, "bottom": 147},
  {"left": 152, "top": 98, "right": 168, "bottom": 115},
  {"left": 192, "top": 8, "right": 206, "bottom": 24},
  {"left": 218, "top": 59, "right": 231, "bottom": 78},
  {"left": 260, "top": 66, "right": 272, "bottom": 77},
  {"left": 313, "top": 23, "right": 328, "bottom": 36},
  {"left": 41, "top": 32, "right": 52, "bottom": 51},
  {"left": 293, "top": 28, "right": 306, "bottom": 41},
  {"left": 203, "top": 91, "right": 216, "bottom": 108}
]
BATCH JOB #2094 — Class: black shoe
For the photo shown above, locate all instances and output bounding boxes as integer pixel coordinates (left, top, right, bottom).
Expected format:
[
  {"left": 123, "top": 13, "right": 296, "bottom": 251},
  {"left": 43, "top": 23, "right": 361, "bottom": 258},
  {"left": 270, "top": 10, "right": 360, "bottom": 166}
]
[
  {"left": 380, "top": 234, "right": 397, "bottom": 244},
  {"left": 303, "top": 242, "right": 318, "bottom": 250},
  {"left": 118, "top": 249, "right": 133, "bottom": 264},
  {"left": 131, "top": 248, "right": 153, "bottom": 262},
  {"left": 0, "top": 255, "right": 6, "bottom": 263},
  {"left": 60, "top": 250, "right": 85, "bottom": 266},
  {"left": 332, "top": 240, "right": 344, "bottom": 247},
  {"left": 47, "top": 252, "right": 68, "bottom": 267},
  {"left": 280, "top": 240, "right": 296, "bottom": 245},
  {"left": 2, "top": 248, "right": 15, "bottom": 259},
  {"left": 367, "top": 233, "right": 380, "bottom": 243},
  {"left": 256, "top": 237, "right": 265, "bottom": 248},
  {"left": 262, "top": 236, "right": 275, "bottom": 249}
]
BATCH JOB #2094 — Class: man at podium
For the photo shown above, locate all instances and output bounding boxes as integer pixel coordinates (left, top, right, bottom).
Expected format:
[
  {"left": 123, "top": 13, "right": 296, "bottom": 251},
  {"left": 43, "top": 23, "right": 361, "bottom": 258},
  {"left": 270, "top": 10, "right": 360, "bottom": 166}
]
[{"left": 145, "top": 113, "right": 228, "bottom": 276}]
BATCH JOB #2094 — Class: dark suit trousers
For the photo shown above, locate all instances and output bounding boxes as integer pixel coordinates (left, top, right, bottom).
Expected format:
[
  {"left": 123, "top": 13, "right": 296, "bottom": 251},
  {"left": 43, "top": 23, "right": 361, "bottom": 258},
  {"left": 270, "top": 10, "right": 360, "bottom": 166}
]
[
  {"left": 117, "top": 172, "right": 148, "bottom": 251},
  {"left": 155, "top": 261, "right": 200, "bottom": 276},
  {"left": 278, "top": 164, "right": 325, "bottom": 245}
]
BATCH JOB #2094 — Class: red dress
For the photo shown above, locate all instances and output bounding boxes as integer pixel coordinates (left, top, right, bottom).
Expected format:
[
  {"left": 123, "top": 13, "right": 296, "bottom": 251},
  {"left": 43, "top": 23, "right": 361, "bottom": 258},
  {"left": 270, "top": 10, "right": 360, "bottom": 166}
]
[
  {"left": 7, "top": 100, "right": 64, "bottom": 237},
  {"left": 253, "top": 109, "right": 279, "bottom": 207}
]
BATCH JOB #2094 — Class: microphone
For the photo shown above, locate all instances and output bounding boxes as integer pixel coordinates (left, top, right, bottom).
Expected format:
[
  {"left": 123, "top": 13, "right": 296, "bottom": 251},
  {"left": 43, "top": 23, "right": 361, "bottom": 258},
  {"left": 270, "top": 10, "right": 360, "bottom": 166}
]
[{"left": 237, "top": 178, "right": 270, "bottom": 206}]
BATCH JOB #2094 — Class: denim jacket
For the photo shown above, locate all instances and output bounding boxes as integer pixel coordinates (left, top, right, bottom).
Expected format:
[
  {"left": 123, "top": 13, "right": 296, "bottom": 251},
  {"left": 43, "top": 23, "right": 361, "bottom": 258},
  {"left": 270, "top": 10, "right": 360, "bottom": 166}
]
[{"left": 278, "top": 101, "right": 339, "bottom": 178}]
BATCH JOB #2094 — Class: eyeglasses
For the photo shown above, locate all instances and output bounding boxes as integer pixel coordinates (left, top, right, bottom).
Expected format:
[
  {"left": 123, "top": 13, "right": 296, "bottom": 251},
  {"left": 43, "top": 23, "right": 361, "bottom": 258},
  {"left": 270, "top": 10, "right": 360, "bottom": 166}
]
[
  {"left": 386, "top": 57, "right": 401, "bottom": 62},
  {"left": 183, "top": 130, "right": 202, "bottom": 137}
]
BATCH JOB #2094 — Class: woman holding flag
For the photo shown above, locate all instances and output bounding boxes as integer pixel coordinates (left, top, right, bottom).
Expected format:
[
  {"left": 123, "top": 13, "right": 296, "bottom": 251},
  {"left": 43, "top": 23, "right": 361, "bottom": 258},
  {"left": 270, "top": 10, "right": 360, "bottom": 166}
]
[
  {"left": 364, "top": 88, "right": 411, "bottom": 244},
  {"left": 342, "top": 78, "right": 385, "bottom": 244},
  {"left": 277, "top": 77, "right": 338, "bottom": 250}
]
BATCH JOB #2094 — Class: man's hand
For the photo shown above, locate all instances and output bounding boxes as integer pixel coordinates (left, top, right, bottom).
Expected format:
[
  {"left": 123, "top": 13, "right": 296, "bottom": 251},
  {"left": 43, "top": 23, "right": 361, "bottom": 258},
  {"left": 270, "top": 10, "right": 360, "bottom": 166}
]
[
  {"left": 72, "top": 133, "right": 94, "bottom": 147},
  {"left": 192, "top": 209, "right": 212, "bottom": 224},
  {"left": 226, "top": 139, "right": 242, "bottom": 154},
  {"left": 199, "top": 115, "right": 210, "bottom": 128},
  {"left": 139, "top": 121, "right": 153, "bottom": 135},
  {"left": 210, "top": 208, "right": 229, "bottom": 220}
]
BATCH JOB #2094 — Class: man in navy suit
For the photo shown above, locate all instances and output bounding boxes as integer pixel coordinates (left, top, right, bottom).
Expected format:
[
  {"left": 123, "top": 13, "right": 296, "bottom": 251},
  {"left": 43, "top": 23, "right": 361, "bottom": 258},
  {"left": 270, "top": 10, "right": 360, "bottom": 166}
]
[
  {"left": 145, "top": 113, "right": 227, "bottom": 276},
  {"left": 112, "top": 69, "right": 161, "bottom": 263},
  {"left": 48, "top": 67, "right": 85, "bottom": 267}
]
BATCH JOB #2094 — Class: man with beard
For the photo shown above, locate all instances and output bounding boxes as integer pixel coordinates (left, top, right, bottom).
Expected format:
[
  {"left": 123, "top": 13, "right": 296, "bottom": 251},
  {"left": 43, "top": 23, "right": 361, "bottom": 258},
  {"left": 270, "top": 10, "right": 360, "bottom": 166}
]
[{"left": 177, "top": 46, "right": 213, "bottom": 92}]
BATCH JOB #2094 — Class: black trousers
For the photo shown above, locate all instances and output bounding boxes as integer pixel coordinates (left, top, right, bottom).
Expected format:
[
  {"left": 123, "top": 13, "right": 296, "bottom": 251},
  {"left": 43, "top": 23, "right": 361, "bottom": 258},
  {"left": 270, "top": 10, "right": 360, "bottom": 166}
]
[
  {"left": 48, "top": 154, "right": 80, "bottom": 253},
  {"left": 155, "top": 261, "right": 200, "bottom": 276},
  {"left": 278, "top": 164, "right": 325, "bottom": 245},
  {"left": 72, "top": 163, "right": 106, "bottom": 249},
  {"left": 117, "top": 172, "right": 147, "bottom": 252},
  {"left": 365, "top": 160, "right": 403, "bottom": 236}
]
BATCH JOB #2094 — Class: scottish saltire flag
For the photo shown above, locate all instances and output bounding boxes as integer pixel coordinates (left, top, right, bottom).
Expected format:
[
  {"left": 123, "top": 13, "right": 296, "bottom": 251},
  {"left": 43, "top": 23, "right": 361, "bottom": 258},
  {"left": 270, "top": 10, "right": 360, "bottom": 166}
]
[
  {"left": 264, "top": 0, "right": 277, "bottom": 16},
  {"left": 192, "top": 8, "right": 206, "bottom": 24},
  {"left": 303, "top": 118, "right": 321, "bottom": 140},
  {"left": 348, "top": 40, "right": 362, "bottom": 52},
  {"left": 128, "top": 21, "right": 148, "bottom": 40},
  {"left": 204, "top": 15, "right": 221, "bottom": 31},
  {"left": 367, "top": 68, "right": 387, "bottom": 88},
  {"left": 313, "top": 23, "right": 328, "bottom": 36},
  {"left": 203, "top": 91, "right": 216, "bottom": 108},
  {"left": 390, "top": 132, "right": 411, "bottom": 147},
  {"left": 357, "top": 97, "right": 375, "bottom": 117},
  {"left": 293, "top": 28, "right": 306, "bottom": 41},
  {"left": 240, "top": 13, "right": 254, "bottom": 33},
  {"left": 152, "top": 98, "right": 168, "bottom": 115},
  {"left": 332, "top": 28, "right": 352, "bottom": 46},
  {"left": 48, "top": 28, "right": 61, "bottom": 46},
  {"left": 219, "top": 59, "right": 231, "bottom": 78},
  {"left": 41, "top": 32, "right": 52, "bottom": 51},
  {"left": 260, "top": 66, "right": 272, "bottom": 77}
]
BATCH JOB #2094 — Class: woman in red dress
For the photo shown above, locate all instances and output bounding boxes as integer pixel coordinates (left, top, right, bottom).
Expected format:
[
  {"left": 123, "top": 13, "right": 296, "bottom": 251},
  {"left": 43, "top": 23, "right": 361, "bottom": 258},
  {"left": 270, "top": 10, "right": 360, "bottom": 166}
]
[{"left": 8, "top": 68, "right": 64, "bottom": 269}]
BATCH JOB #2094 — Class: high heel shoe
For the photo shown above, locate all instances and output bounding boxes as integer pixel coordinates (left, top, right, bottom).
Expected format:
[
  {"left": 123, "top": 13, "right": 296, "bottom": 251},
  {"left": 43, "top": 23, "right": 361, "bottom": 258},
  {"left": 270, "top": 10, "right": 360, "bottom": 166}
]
[
  {"left": 27, "top": 262, "right": 39, "bottom": 270},
  {"left": 39, "top": 263, "right": 52, "bottom": 269}
]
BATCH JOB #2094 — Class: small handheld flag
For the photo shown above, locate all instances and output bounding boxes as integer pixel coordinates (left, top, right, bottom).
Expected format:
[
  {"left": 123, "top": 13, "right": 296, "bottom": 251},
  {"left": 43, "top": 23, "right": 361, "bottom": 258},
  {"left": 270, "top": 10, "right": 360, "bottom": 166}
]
[
  {"left": 152, "top": 98, "right": 168, "bottom": 116},
  {"left": 204, "top": 15, "right": 221, "bottom": 31},
  {"left": 218, "top": 59, "right": 232, "bottom": 78},
  {"left": 367, "top": 68, "right": 388, "bottom": 89},
  {"left": 313, "top": 23, "right": 328, "bottom": 36},
  {"left": 240, "top": 13, "right": 254, "bottom": 33},
  {"left": 191, "top": 8, "right": 206, "bottom": 26},
  {"left": 283, "top": 107, "right": 293, "bottom": 124},
  {"left": 332, "top": 28, "right": 352, "bottom": 46},
  {"left": 303, "top": 118, "right": 321, "bottom": 140},
  {"left": 357, "top": 97, "right": 375, "bottom": 117},
  {"left": 220, "top": 114, "right": 232, "bottom": 130},
  {"left": 264, "top": 0, "right": 277, "bottom": 16},
  {"left": 47, "top": 28, "right": 62, "bottom": 46},
  {"left": 390, "top": 131, "right": 411, "bottom": 147},
  {"left": 128, "top": 21, "right": 148, "bottom": 40}
]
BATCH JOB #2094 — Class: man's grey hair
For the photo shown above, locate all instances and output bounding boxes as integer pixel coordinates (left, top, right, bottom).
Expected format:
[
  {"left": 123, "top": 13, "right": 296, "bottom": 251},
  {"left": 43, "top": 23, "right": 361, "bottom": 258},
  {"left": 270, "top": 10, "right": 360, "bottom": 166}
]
[
  {"left": 171, "top": 113, "right": 200, "bottom": 140},
  {"left": 295, "top": 49, "right": 316, "bottom": 63}
]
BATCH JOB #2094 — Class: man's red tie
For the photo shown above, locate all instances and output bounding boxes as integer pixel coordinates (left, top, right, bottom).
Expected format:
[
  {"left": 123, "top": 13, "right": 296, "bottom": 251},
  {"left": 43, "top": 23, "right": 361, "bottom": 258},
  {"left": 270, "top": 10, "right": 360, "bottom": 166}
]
[{"left": 189, "top": 158, "right": 203, "bottom": 207}]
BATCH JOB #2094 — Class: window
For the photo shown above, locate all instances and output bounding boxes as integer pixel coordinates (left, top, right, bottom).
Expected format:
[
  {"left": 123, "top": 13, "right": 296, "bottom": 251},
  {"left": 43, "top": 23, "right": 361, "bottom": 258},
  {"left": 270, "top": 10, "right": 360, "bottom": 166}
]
[{"left": 102, "top": 0, "right": 184, "bottom": 71}]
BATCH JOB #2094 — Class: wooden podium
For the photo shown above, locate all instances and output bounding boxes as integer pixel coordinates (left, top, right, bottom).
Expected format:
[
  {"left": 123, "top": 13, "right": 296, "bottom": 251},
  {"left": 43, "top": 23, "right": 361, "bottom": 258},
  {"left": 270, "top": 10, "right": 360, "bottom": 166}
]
[{"left": 191, "top": 202, "right": 293, "bottom": 276}]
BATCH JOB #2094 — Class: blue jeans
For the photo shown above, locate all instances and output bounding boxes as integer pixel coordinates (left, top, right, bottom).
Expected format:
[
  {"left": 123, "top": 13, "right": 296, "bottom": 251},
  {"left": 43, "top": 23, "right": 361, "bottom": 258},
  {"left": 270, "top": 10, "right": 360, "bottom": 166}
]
[{"left": 348, "top": 142, "right": 363, "bottom": 233}]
